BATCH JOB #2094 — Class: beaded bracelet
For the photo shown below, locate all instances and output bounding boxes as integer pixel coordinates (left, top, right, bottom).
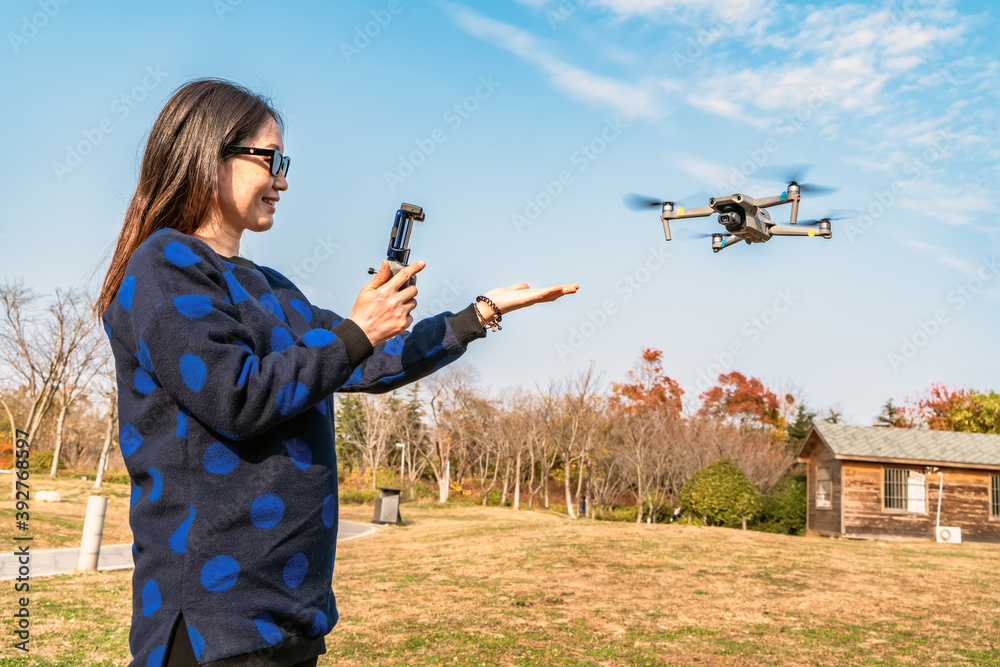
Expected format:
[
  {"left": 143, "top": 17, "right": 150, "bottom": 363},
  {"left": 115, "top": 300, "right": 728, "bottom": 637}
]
[{"left": 475, "top": 296, "right": 502, "bottom": 332}]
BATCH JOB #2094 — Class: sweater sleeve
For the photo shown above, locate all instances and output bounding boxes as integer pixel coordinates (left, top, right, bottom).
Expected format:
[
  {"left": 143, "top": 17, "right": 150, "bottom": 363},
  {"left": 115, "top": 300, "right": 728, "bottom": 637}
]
[
  {"left": 310, "top": 302, "right": 487, "bottom": 394},
  {"left": 123, "top": 238, "right": 374, "bottom": 440}
]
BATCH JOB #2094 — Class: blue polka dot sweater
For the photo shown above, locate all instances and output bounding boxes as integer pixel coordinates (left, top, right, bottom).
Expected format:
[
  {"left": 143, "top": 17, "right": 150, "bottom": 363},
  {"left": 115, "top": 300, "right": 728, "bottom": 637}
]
[{"left": 102, "top": 228, "right": 486, "bottom": 666}]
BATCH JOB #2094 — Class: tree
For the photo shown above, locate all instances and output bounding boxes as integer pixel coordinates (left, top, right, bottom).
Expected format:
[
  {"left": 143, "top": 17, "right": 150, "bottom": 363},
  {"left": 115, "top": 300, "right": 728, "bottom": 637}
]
[
  {"left": 874, "top": 399, "right": 914, "bottom": 428},
  {"left": 787, "top": 404, "right": 817, "bottom": 449},
  {"left": 907, "top": 384, "right": 1000, "bottom": 434},
  {"left": 609, "top": 348, "right": 683, "bottom": 417},
  {"left": 0, "top": 282, "right": 95, "bottom": 498},
  {"left": 698, "top": 372, "right": 786, "bottom": 433},
  {"left": 678, "top": 459, "right": 763, "bottom": 529}
]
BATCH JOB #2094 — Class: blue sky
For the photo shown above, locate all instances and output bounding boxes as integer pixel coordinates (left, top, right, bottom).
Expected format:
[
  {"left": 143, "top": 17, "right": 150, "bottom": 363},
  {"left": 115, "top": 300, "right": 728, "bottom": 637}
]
[{"left": 3, "top": 0, "right": 998, "bottom": 424}]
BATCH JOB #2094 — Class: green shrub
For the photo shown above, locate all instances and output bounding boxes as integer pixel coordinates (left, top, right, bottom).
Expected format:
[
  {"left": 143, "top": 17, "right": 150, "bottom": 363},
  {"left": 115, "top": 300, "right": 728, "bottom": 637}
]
[
  {"left": 755, "top": 472, "right": 806, "bottom": 535},
  {"left": 339, "top": 488, "right": 377, "bottom": 504},
  {"left": 678, "top": 459, "right": 763, "bottom": 528},
  {"left": 28, "top": 450, "right": 64, "bottom": 474},
  {"left": 548, "top": 503, "right": 568, "bottom": 515},
  {"left": 484, "top": 488, "right": 503, "bottom": 506},
  {"left": 412, "top": 481, "right": 434, "bottom": 500},
  {"left": 597, "top": 505, "right": 638, "bottom": 522},
  {"left": 100, "top": 471, "right": 131, "bottom": 485}
]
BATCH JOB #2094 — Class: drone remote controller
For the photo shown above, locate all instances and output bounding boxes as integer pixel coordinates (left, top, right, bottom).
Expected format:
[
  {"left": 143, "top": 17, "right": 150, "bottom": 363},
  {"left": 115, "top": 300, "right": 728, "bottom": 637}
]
[{"left": 368, "top": 203, "right": 424, "bottom": 288}]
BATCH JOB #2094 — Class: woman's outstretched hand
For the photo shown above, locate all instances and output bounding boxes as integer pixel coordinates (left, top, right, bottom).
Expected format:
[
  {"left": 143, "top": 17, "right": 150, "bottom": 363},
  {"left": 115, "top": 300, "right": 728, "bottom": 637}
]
[
  {"left": 348, "top": 260, "right": 424, "bottom": 347},
  {"left": 476, "top": 281, "right": 579, "bottom": 324}
]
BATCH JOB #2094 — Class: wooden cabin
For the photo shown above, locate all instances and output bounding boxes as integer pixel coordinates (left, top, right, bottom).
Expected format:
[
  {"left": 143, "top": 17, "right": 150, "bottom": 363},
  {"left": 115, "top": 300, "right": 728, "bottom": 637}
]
[{"left": 796, "top": 423, "right": 1000, "bottom": 542}]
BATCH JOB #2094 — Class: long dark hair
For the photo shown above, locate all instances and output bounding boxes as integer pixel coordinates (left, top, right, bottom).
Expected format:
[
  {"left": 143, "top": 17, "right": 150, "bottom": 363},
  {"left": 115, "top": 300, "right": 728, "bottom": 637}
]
[{"left": 95, "top": 78, "right": 284, "bottom": 318}]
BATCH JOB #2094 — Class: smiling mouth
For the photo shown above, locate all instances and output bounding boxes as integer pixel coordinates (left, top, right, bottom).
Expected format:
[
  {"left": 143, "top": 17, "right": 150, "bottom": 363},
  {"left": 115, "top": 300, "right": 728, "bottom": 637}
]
[{"left": 262, "top": 197, "right": 277, "bottom": 211}]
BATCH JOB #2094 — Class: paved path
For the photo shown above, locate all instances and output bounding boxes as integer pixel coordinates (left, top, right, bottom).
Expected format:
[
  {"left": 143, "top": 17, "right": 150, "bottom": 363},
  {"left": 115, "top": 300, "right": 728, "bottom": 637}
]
[{"left": 0, "top": 520, "right": 378, "bottom": 580}]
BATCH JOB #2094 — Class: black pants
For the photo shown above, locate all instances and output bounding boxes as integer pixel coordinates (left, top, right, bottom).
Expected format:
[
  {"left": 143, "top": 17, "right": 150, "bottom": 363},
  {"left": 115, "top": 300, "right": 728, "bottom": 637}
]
[{"left": 165, "top": 613, "right": 319, "bottom": 667}]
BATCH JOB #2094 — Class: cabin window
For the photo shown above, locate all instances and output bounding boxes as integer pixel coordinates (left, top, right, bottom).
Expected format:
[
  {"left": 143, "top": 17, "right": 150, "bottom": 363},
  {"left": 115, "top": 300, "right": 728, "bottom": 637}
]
[
  {"left": 992, "top": 475, "right": 1000, "bottom": 519},
  {"left": 816, "top": 467, "right": 832, "bottom": 509},
  {"left": 883, "top": 468, "right": 925, "bottom": 513}
]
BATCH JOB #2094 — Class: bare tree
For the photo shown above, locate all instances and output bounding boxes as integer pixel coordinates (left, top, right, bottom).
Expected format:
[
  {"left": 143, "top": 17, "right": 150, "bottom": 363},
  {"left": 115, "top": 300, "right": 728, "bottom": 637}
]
[
  {"left": 425, "top": 365, "right": 479, "bottom": 503},
  {"left": 92, "top": 364, "right": 119, "bottom": 489},
  {"left": 50, "top": 295, "right": 105, "bottom": 477},
  {"left": 0, "top": 282, "right": 93, "bottom": 498}
]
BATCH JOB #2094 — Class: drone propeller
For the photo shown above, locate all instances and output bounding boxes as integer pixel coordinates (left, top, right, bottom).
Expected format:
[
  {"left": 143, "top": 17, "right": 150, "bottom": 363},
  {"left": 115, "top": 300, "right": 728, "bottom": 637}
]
[
  {"left": 622, "top": 191, "right": 710, "bottom": 212},
  {"left": 755, "top": 163, "right": 838, "bottom": 197},
  {"left": 676, "top": 230, "right": 725, "bottom": 240},
  {"left": 622, "top": 193, "right": 668, "bottom": 211}
]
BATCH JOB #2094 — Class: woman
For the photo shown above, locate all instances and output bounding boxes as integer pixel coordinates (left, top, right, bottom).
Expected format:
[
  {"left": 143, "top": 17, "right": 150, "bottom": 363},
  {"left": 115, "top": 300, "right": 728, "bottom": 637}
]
[{"left": 95, "top": 78, "right": 577, "bottom": 667}]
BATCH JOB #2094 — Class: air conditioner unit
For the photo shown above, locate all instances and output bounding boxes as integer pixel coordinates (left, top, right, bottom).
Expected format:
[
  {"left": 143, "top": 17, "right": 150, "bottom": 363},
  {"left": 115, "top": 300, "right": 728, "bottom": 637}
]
[{"left": 935, "top": 526, "right": 962, "bottom": 543}]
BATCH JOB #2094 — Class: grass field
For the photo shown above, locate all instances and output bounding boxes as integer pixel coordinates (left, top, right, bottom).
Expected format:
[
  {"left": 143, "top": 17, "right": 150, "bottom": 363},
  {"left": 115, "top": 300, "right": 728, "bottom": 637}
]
[{"left": 2, "top": 478, "right": 999, "bottom": 665}]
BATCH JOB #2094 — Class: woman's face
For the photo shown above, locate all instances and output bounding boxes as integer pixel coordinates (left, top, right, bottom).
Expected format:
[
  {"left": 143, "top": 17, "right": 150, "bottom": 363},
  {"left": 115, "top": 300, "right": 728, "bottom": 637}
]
[{"left": 212, "top": 116, "right": 288, "bottom": 237}]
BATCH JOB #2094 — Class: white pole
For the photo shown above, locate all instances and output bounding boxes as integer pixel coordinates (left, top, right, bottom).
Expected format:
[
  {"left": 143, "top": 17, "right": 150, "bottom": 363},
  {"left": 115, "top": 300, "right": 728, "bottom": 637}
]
[{"left": 77, "top": 495, "right": 108, "bottom": 571}]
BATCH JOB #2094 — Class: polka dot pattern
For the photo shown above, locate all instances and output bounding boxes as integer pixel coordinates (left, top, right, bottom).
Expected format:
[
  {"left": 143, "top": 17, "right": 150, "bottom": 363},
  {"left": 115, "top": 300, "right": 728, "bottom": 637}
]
[
  {"left": 285, "top": 438, "right": 312, "bottom": 470},
  {"left": 179, "top": 354, "right": 207, "bottom": 392},
  {"left": 223, "top": 271, "right": 248, "bottom": 304},
  {"left": 204, "top": 441, "right": 239, "bottom": 474},
  {"left": 175, "top": 409, "right": 188, "bottom": 438},
  {"left": 283, "top": 553, "right": 308, "bottom": 589},
  {"left": 254, "top": 612, "right": 282, "bottom": 644},
  {"left": 141, "top": 579, "right": 161, "bottom": 616},
  {"left": 237, "top": 356, "right": 258, "bottom": 387},
  {"left": 164, "top": 242, "right": 201, "bottom": 267},
  {"left": 186, "top": 624, "right": 204, "bottom": 659},
  {"left": 303, "top": 328, "right": 336, "bottom": 348},
  {"left": 345, "top": 367, "right": 363, "bottom": 387},
  {"left": 130, "top": 481, "right": 141, "bottom": 509},
  {"left": 138, "top": 339, "right": 154, "bottom": 373},
  {"left": 259, "top": 293, "right": 285, "bottom": 321},
  {"left": 169, "top": 505, "right": 194, "bottom": 554},
  {"left": 120, "top": 424, "right": 143, "bottom": 457},
  {"left": 201, "top": 555, "right": 240, "bottom": 593},
  {"left": 289, "top": 298, "right": 312, "bottom": 322},
  {"left": 309, "top": 610, "right": 329, "bottom": 636},
  {"left": 148, "top": 468, "right": 163, "bottom": 502},
  {"left": 270, "top": 326, "right": 294, "bottom": 352},
  {"left": 322, "top": 494, "right": 336, "bottom": 529},
  {"left": 118, "top": 275, "right": 135, "bottom": 311},
  {"left": 275, "top": 381, "right": 309, "bottom": 416},
  {"left": 146, "top": 645, "right": 166, "bottom": 667},
  {"left": 134, "top": 368, "right": 157, "bottom": 396},
  {"left": 384, "top": 335, "right": 404, "bottom": 355},
  {"left": 174, "top": 294, "right": 213, "bottom": 318},
  {"left": 251, "top": 493, "right": 284, "bottom": 529}
]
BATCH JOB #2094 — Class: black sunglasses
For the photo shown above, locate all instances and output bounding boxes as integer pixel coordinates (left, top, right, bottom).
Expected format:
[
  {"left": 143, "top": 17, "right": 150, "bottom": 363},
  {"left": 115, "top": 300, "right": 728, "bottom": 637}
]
[{"left": 223, "top": 145, "right": 290, "bottom": 177}]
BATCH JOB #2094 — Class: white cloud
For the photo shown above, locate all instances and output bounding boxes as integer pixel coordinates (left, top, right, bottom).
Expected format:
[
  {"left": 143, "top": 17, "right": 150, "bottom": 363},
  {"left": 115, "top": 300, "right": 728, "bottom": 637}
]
[{"left": 442, "top": 3, "right": 666, "bottom": 121}]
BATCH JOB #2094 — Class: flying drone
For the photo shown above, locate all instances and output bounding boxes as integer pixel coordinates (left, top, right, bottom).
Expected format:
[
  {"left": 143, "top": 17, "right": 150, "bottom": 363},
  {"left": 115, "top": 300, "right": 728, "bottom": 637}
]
[{"left": 624, "top": 166, "right": 843, "bottom": 253}]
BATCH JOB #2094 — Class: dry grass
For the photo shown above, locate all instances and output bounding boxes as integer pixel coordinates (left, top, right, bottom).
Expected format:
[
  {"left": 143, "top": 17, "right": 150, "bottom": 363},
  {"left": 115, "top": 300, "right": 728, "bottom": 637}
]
[
  {"left": 1, "top": 474, "right": 133, "bottom": 550},
  {"left": 2, "top": 495, "right": 999, "bottom": 665}
]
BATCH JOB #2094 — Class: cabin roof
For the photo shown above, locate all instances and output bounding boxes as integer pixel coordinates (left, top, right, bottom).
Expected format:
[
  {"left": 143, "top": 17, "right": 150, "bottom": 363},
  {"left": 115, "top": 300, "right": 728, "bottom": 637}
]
[{"left": 796, "top": 423, "right": 1000, "bottom": 470}]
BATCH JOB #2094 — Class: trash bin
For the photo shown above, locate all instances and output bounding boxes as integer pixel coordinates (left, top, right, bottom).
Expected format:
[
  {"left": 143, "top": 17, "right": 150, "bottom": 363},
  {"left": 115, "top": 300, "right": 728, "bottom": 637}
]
[{"left": 372, "top": 487, "right": 402, "bottom": 525}]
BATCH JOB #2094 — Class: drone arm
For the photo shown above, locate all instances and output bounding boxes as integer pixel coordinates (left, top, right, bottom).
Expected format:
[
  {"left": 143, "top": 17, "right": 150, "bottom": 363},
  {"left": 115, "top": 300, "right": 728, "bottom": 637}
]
[
  {"left": 662, "top": 205, "right": 715, "bottom": 220},
  {"left": 755, "top": 195, "right": 790, "bottom": 209},
  {"left": 712, "top": 234, "right": 741, "bottom": 253},
  {"left": 769, "top": 225, "right": 829, "bottom": 238}
]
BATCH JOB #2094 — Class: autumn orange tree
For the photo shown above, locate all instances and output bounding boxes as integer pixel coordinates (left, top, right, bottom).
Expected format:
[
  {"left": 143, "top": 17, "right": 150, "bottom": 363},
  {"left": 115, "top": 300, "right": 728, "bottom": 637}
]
[
  {"left": 903, "top": 383, "right": 1000, "bottom": 434},
  {"left": 697, "top": 371, "right": 788, "bottom": 434}
]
